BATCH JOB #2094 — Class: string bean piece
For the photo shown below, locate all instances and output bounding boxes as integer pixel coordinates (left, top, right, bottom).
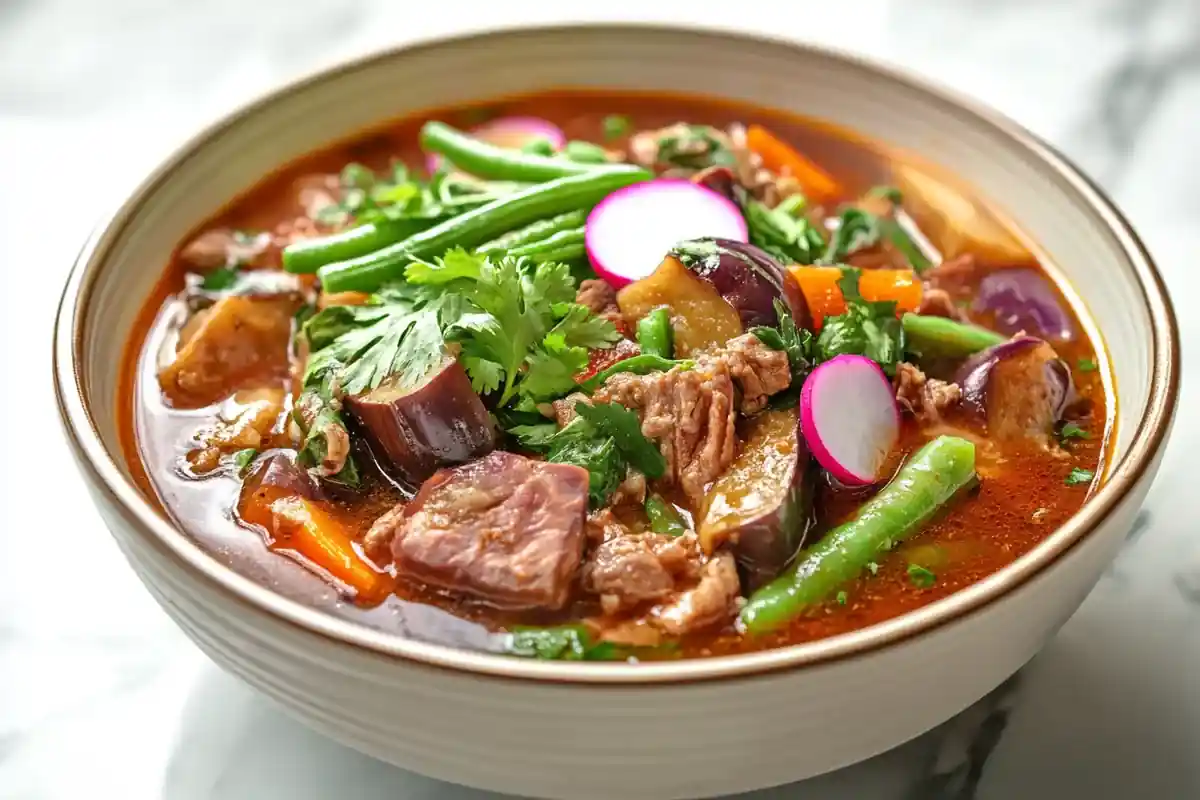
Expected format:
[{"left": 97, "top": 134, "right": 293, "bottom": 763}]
[
  {"left": 741, "top": 435, "right": 977, "bottom": 634},
  {"left": 317, "top": 167, "right": 651, "bottom": 294},
  {"left": 578, "top": 354, "right": 692, "bottom": 393},
  {"left": 475, "top": 209, "right": 588, "bottom": 255},
  {"left": 421, "top": 121, "right": 618, "bottom": 182},
  {"left": 505, "top": 227, "right": 586, "bottom": 261},
  {"left": 636, "top": 308, "right": 674, "bottom": 359},
  {"left": 902, "top": 313, "right": 1005, "bottom": 359}
]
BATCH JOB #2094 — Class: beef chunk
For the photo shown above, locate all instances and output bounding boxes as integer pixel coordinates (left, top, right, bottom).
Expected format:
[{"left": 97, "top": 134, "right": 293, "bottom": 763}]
[
  {"left": 179, "top": 228, "right": 271, "bottom": 271},
  {"left": 188, "top": 387, "right": 287, "bottom": 473},
  {"left": 715, "top": 333, "right": 792, "bottom": 414},
  {"left": 160, "top": 295, "right": 300, "bottom": 408},
  {"left": 583, "top": 532, "right": 698, "bottom": 615},
  {"left": 922, "top": 253, "right": 978, "bottom": 289},
  {"left": 894, "top": 361, "right": 962, "bottom": 425},
  {"left": 383, "top": 451, "right": 589, "bottom": 610},
  {"left": 916, "top": 288, "right": 969, "bottom": 322},
  {"left": 575, "top": 279, "right": 623, "bottom": 328},
  {"left": 650, "top": 551, "right": 740, "bottom": 636},
  {"left": 597, "top": 360, "right": 737, "bottom": 503}
]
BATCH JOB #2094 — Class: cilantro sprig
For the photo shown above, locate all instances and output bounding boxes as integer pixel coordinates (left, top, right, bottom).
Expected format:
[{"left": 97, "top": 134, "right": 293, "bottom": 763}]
[
  {"left": 816, "top": 268, "right": 904, "bottom": 375},
  {"left": 405, "top": 249, "right": 619, "bottom": 407}
]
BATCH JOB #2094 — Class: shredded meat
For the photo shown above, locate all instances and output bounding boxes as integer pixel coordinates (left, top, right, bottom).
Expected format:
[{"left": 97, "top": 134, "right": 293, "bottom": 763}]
[
  {"left": 714, "top": 333, "right": 792, "bottom": 414},
  {"left": 650, "top": 551, "right": 741, "bottom": 636},
  {"left": 575, "top": 279, "right": 623, "bottom": 327},
  {"left": 612, "top": 470, "right": 647, "bottom": 506},
  {"left": 291, "top": 391, "right": 351, "bottom": 477},
  {"left": 923, "top": 253, "right": 978, "bottom": 288},
  {"left": 552, "top": 392, "right": 589, "bottom": 428},
  {"left": 363, "top": 503, "right": 405, "bottom": 563},
  {"left": 894, "top": 362, "right": 962, "bottom": 425},
  {"left": 584, "top": 532, "right": 698, "bottom": 615},
  {"left": 188, "top": 387, "right": 287, "bottom": 473},
  {"left": 917, "top": 287, "right": 969, "bottom": 321},
  {"left": 596, "top": 360, "right": 736, "bottom": 502},
  {"left": 179, "top": 228, "right": 272, "bottom": 271}
]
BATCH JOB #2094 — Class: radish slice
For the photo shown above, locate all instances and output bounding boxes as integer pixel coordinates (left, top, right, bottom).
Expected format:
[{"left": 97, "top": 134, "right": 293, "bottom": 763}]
[
  {"left": 800, "top": 355, "right": 900, "bottom": 486},
  {"left": 585, "top": 179, "right": 749, "bottom": 288},
  {"left": 426, "top": 116, "right": 566, "bottom": 173}
]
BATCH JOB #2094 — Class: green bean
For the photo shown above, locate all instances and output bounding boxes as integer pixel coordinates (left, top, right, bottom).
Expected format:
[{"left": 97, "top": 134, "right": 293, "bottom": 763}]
[
  {"left": 521, "top": 138, "right": 556, "bottom": 156},
  {"left": 283, "top": 218, "right": 428, "bottom": 275},
  {"left": 513, "top": 240, "right": 587, "bottom": 265},
  {"left": 902, "top": 313, "right": 1005, "bottom": 359},
  {"left": 578, "top": 354, "right": 692, "bottom": 393},
  {"left": 635, "top": 308, "right": 674, "bottom": 359},
  {"left": 317, "top": 167, "right": 651, "bottom": 294},
  {"left": 421, "top": 121, "right": 615, "bottom": 182},
  {"left": 563, "top": 140, "right": 611, "bottom": 164},
  {"left": 475, "top": 210, "right": 588, "bottom": 255},
  {"left": 645, "top": 494, "right": 688, "bottom": 537},
  {"left": 740, "top": 435, "right": 977, "bottom": 634},
  {"left": 505, "top": 227, "right": 585, "bottom": 259}
]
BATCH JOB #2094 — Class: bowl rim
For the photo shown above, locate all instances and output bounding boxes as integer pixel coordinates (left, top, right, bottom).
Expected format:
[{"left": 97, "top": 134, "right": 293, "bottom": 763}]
[{"left": 53, "top": 21, "right": 1180, "bottom": 686}]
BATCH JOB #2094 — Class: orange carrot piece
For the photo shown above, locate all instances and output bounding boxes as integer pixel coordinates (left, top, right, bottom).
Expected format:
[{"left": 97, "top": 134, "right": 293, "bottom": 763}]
[
  {"left": 267, "top": 496, "right": 391, "bottom": 605},
  {"left": 746, "top": 125, "right": 841, "bottom": 203},
  {"left": 788, "top": 266, "right": 922, "bottom": 328}
]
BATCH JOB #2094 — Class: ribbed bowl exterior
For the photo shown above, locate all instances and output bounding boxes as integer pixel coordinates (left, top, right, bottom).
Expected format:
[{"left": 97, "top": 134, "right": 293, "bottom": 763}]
[{"left": 55, "top": 25, "right": 1178, "bottom": 799}]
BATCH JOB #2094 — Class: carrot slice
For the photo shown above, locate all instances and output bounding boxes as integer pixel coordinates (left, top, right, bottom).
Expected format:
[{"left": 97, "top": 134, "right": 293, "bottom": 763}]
[
  {"left": 746, "top": 125, "right": 841, "bottom": 203},
  {"left": 789, "top": 266, "right": 922, "bottom": 328},
  {"left": 256, "top": 494, "right": 391, "bottom": 605}
]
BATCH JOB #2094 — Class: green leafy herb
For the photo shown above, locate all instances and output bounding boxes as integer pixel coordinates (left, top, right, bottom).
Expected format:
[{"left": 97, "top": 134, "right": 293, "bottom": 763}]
[
  {"left": 645, "top": 494, "right": 689, "bottom": 537},
  {"left": 751, "top": 298, "right": 818, "bottom": 407},
  {"left": 836, "top": 590, "right": 848, "bottom": 606},
  {"left": 574, "top": 402, "right": 666, "bottom": 479},
  {"left": 1065, "top": 467, "right": 1095, "bottom": 486},
  {"left": 820, "top": 208, "right": 881, "bottom": 264},
  {"left": 816, "top": 268, "right": 904, "bottom": 374},
  {"left": 1077, "top": 357, "right": 1099, "bottom": 373},
  {"left": 1057, "top": 422, "right": 1090, "bottom": 444},
  {"left": 907, "top": 563, "right": 936, "bottom": 588},
  {"left": 655, "top": 124, "right": 737, "bottom": 170},
  {"left": 200, "top": 267, "right": 240, "bottom": 292},
  {"left": 520, "top": 138, "right": 555, "bottom": 156},
  {"left": 742, "top": 197, "right": 826, "bottom": 264},
  {"left": 408, "top": 250, "right": 613, "bottom": 407},
  {"left": 231, "top": 448, "right": 257, "bottom": 475},
  {"left": 505, "top": 624, "right": 673, "bottom": 662},
  {"left": 546, "top": 418, "right": 625, "bottom": 507},
  {"left": 603, "top": 114, "right": 632, "bottom": 141},
  {"left": 867, "top": 185, "right": 904, "bottom": 205},
  {"left": 507, "top": 422, "right": 559, "bottom": 451}
]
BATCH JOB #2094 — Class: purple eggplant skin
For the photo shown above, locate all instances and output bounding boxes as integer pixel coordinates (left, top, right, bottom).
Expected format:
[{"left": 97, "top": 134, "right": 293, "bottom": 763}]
[
  {"left": 954, "top": 335, "right": 1076, "bottom": 443},
  {"left": 973, "top": 269, "right": 1075, "bottom": 340},
  {"left": 345, "top": 356, "right": 495, "bottom": 486},
  {"left": 244, "top": 450, "right": 325, "bottom": 500},
  {"left": 671, "top": 237, "right": 813, "bottom": 331},
  {"left": 697, "top": 407, "right": 817, "bottom": 591}
]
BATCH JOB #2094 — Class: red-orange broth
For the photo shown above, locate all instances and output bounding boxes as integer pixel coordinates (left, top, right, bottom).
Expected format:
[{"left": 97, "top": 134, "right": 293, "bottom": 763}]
[{"left": 119, "top": 89, "right": 1111, "bottom": 659}]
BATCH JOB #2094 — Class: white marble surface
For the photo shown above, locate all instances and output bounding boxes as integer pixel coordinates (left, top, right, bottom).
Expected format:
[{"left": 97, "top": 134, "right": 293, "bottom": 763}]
[{"left": 2, "top": 1, "right": 1199, "bottom": 797}]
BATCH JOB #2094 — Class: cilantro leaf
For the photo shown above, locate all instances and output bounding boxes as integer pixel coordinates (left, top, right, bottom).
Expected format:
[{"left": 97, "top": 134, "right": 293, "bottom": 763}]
[
  {"left": 907, "top": 563, "right": 936, "bottom": 588},
  {"left": 1065, "top": 467, "right": 1095, "bottom": 486},
  {"left": 231, "top": 448, "right": 257, "bottom": 475},
  {"left": 546, "top": 419, "right": 625, "bottom": 507},
  {"left": 821, "top": 208, "right": 881, "bottom": 264},
  {"left": 816, "top": 268, "right": 904, "bottom": 374},
  {"left": 521, "top": 336, "right": 590, "bottom": 401},
  {"left": 574, "top": 402, "right": 666, "bottom": 479},
  {"left": 550, "top": 303, "right": 621, "bottom": 349},
  {"left": 751, "top": 298, "right": 817, "bottom": 405},
  {"left": 507, "top": 422, "right": 559, "bottom": 451},
  {"left": 742, "top": 196, "right": 826, "bottom": 264},
  {"left": 836, "top": 590, "right": 848, "bottom": 606},
  {"left": 1077, "top": 357, "right": 1098, "bottom": 373},
  {"left": 1058, "top": 422, "right": 1090, "bottom": 444},
  {"left": 603, "top": 114, "right": 632, "bottom": 141},
  {"left": 200, "top": 267, "right": 240, "bottom": 292}
]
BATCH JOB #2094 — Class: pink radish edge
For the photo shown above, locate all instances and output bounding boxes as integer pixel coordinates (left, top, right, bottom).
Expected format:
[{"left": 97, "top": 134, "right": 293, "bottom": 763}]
[
  {"left": 585, "top": 178, "right": 749, "bottom": 289},
  {"left": 425, "top": 116, "right": 566, "bottom": 173},
  {"left": 800, "top": 354, "right": 900, "bottom": 486}
]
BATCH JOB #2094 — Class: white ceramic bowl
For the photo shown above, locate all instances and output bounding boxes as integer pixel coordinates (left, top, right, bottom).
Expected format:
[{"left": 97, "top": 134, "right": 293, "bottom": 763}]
[{"left": 54, "top": 24, "right": 1179, "bottom": 800}]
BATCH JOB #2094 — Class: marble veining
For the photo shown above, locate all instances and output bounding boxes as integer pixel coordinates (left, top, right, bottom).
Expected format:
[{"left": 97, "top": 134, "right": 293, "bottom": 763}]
[{"left": 2, "top": 1, "right": 1198, "bottom": 798}]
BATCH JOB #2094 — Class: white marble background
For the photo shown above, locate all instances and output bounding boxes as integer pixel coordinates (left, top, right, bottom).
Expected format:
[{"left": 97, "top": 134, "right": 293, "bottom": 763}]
[{"left": 2, "top": 1, "right": 1198, "bottom": 798}]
